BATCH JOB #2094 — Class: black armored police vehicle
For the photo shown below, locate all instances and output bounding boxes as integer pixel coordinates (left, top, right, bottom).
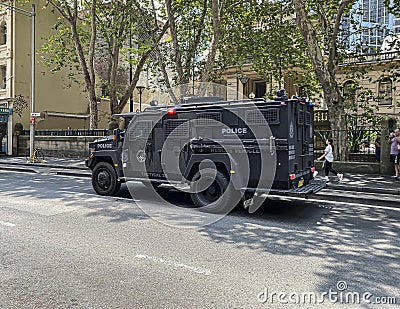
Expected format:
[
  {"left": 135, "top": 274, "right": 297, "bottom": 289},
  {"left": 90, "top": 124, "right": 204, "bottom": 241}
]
[{"left": 86, "top": 92, "right": 326, "bottom": 213}]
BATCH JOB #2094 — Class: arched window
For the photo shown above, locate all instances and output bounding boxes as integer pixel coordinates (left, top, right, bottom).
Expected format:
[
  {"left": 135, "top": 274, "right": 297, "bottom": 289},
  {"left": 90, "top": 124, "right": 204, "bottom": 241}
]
[
  {"left": 342, "top": 80, "right": 358, "bottom": 109},
  {"left": 378, "top": 77, "right": 392, "bottom": 105},
  {"left": 0, "top": 22, "right": 6, "bottom": 45}
]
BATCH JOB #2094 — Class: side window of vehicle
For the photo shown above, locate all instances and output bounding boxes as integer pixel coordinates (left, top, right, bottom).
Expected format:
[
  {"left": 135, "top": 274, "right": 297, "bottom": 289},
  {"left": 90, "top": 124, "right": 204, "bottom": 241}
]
[{"left": 128, "top": 120, "right": 153, "bottom": 141}]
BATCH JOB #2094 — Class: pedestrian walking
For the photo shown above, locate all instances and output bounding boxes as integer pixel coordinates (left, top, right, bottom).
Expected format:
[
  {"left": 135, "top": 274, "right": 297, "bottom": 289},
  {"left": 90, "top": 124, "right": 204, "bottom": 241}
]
[
  {"left": 375, "top": 136, "right": 381, "bottom": 162},
  {"left": 317, "top": 138, "right": 343, "bottom": 181},
  {"left": 388, "top": 129, "right": 400, "bottom": 179}
]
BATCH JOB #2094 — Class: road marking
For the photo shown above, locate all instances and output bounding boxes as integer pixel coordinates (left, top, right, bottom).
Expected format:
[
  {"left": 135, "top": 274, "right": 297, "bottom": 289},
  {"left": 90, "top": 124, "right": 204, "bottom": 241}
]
[
  {"left": 268, "top": 195, "right": 400, "bottom": 211},
  {"left": 135, "top": 254, "right": 211, "bottom": 276},
  {"left": 0, "top": 221, "right": 16, "bottom": 227}
]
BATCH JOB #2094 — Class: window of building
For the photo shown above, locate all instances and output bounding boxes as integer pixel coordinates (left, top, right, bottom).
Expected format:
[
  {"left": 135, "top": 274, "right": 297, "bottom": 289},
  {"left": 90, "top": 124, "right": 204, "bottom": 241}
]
[
  {"left": 343, "top": 80, "right": 358, "bottom": 109},
  {"left": 378, "top": 77, "right": 392, "bottom": 105},
  {"left": 0, "top": 22, "right": 6, "bottom": 45},
  {"left": 0, "top": 66, "right": 6, "bottom": 89}
]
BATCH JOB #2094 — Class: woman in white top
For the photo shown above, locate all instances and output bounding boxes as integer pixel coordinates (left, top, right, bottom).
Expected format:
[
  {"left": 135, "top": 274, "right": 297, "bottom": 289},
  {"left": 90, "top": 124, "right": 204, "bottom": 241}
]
[{"left": 317, "top": 138, "right": 343, "bottom": 181}]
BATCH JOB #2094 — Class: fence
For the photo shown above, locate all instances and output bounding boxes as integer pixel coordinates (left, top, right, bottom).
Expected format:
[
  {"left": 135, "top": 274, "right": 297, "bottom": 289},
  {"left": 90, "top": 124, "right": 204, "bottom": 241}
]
[
  {"left": 20, "top": 129, "right": 109, "bottom": 137},
  {"left": 315, "top": 129, "right": 381, "bottom": 162}
]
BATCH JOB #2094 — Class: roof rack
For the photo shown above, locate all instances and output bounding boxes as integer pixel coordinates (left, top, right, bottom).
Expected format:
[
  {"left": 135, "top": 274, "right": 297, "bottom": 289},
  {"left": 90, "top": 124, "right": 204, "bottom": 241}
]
[{"left": 179, "top": 97, "right": 269, "bottom": 108}]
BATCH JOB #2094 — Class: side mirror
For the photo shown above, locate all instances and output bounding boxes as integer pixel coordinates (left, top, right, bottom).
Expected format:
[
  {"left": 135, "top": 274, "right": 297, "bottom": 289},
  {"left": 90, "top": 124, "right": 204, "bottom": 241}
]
[{"left": 113, "top": 128, "right": 121, "bottom": 141}]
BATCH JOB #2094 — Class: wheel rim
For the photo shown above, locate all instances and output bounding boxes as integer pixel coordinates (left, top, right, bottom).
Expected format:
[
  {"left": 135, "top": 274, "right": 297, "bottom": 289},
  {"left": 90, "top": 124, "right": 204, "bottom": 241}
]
[
  {"left": 97, "top": 170, "right": 111, "bottom": 189},
  {"left": 197, "top": 177, "right": 223, "bottom": 204}
]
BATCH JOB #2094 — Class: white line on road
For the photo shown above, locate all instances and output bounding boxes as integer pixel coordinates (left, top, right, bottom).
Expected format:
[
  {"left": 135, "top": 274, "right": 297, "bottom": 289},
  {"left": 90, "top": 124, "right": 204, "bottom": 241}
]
[
  {"left": 269, "top": 195, "right": 400, "bottom": 211},
  {"left": 0, "top": 221, "right": 16, "bottom": 227},
  {"left": 135, "top": 254, "right": 211, "bottom": 276}
]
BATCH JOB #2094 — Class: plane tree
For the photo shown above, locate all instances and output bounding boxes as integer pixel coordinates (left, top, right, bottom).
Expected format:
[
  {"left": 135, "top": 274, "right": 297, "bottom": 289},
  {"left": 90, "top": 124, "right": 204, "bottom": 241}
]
[{"left": 41, "top": 0, "right": 168, "bottom": 128}]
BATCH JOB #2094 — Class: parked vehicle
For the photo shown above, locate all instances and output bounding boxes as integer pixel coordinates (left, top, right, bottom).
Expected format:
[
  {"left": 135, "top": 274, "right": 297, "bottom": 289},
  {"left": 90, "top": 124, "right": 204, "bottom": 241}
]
[{"left": 86, "top": 92, "right": 326, "bottom": 213}]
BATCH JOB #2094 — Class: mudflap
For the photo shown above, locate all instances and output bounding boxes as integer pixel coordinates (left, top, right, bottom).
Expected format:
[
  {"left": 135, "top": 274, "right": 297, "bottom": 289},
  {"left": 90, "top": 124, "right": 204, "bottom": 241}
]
[{"left": 242, "top": 192, "right": 267, "bottom": 214}]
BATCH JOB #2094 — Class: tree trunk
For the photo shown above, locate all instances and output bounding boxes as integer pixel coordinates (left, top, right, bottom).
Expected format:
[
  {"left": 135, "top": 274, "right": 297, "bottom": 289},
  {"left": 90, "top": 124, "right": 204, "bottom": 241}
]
[
  {"left": 62, "top": 0, "right": 98, "bottom": 129},
  {"left": 324, "top": 86, "right": 348, "bottom": 161},
  {"left": 293, "top": 0, "right": 350, "bottom": 160},
  {"left": 199, "top": 0, "right": 224, "bottom": 96}
]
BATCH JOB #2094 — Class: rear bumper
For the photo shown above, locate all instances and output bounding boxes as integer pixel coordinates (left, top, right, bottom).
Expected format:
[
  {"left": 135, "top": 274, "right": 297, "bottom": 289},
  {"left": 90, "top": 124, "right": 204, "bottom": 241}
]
[
  {"left": 244, "top": 179, "right": 327, "bottom": 197},
  {"left": 269, "top": 179, "right": 327, "bottom": 197}
]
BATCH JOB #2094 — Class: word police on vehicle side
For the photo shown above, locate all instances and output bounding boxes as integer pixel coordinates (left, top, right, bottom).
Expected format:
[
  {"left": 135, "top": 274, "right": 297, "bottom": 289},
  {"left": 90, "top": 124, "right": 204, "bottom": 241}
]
[{"left": 85, "top": 92, "right": 326, "bottom": 213}]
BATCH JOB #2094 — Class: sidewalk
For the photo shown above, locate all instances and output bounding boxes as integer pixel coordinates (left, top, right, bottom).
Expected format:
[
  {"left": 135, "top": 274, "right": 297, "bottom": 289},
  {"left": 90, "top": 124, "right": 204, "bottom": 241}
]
[
  {"left": 0, "top": 156, "right": 399, "bottom": 195},
  {"left": 0, "top": 156, "right": 87, "bottom": 170}
]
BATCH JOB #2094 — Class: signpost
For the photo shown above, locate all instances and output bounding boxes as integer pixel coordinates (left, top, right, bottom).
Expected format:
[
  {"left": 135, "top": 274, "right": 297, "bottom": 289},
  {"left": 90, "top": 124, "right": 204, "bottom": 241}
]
[{"left": 0, "top": 108, "right": 9, "bottom": 115}]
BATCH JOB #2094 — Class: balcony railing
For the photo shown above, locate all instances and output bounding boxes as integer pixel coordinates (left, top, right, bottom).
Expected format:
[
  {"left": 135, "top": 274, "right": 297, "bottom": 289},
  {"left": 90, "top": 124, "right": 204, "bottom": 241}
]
[{"left": 340, "top": 51, "right": 400, "bottom": 66}]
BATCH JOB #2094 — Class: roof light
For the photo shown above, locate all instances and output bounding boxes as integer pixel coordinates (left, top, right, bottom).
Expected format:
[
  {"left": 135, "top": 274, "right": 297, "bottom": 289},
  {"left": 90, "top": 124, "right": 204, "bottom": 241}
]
[
  {"left": 167, "top": 108, "right": 176, "bottom": 115},
  {"left": 289, "top": 173, "right": 295, "bottom": 181}
]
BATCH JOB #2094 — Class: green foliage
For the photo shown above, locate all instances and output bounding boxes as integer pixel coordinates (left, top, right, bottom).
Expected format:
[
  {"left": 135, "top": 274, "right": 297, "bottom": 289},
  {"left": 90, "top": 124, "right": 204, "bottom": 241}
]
[
  {"left": 108, "top": 119, "right": 119, "bottom": 131},
  {"left": 12, "top": 95, "right": 28, "bottom": 118}
]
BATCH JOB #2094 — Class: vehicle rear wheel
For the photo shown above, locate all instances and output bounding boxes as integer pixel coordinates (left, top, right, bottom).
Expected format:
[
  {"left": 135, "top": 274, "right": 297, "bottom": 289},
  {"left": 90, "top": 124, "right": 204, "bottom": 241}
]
[
  {"left": 92, "top": 162, "right": 121, "bottom": 196},
  {"left": 190, "top": 169, "right": 240, "bottom": 214}
]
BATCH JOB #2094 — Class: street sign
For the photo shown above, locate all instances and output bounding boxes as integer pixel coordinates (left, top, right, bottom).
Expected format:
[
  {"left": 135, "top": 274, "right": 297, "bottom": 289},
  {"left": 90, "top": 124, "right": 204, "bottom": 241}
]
[
  {"left": 0, "top": 107, "right": 9, "bottom": 115},
  {"left": 30, "top": 112, "right": 41, "bottom": 117}
]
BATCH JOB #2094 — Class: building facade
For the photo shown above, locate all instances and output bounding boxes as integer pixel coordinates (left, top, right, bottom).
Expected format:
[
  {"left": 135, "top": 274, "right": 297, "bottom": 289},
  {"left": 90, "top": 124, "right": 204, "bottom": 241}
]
[
  {"left": 341, "top": 0, "right": 394, "bottom": 53},
  {"left": 0, "top": 0, "right": 147, "bottom": 155}
]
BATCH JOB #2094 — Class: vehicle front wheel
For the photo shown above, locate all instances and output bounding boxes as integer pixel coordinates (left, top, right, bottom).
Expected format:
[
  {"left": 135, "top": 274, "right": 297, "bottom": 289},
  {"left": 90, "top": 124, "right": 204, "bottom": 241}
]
[
  {"left": 190, "top": 169, "right": 240, "bottom": 214},
  {"left": 92, "top": 162, "right": 121, "bottom": 196}
]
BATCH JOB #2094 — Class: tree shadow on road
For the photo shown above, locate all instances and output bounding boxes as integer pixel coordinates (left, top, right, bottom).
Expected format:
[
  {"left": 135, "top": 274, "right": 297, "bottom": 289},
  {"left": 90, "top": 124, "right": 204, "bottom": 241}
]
[{"left": 198, "top": 199, "right": 400, "bottom": 303}]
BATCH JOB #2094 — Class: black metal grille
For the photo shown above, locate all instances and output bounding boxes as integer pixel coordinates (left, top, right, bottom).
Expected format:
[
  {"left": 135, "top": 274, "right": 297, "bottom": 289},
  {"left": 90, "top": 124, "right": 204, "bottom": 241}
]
[
  {"left": 195, "top": 112, "right": 222, "bottom": 126},
  {"left": 246, "top": 109, "right": 279, "bottom": 125},
  {"left": 305, "top": 112, "right": 311, "bottom": 125},
  {"left": 298, "top": 110, "right": 305, "bottom": 125},
  {"left": 128, "top": 121, "right": 153, "bottom": 140},
  {"left": 165, "top": 120, "right": 189, "bottom": 137},
  {"left": 20, "top": 129, "right": 109, "bottom": 136}
]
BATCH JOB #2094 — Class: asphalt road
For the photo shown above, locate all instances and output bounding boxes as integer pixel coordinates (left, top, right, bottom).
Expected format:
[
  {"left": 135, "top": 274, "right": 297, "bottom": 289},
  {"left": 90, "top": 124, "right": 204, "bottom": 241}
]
[{"left": 0, "top": 170, "right": 399, "bottom": 308}]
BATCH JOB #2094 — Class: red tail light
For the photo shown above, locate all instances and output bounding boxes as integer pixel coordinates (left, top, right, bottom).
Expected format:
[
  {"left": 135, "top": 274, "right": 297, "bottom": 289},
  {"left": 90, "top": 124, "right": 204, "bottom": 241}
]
[
  {"left": 289, "top": 173, "right": 295, "bottom": 181},
  {"left": 167, "top": 108, "right": 176, "bottom": 115}
]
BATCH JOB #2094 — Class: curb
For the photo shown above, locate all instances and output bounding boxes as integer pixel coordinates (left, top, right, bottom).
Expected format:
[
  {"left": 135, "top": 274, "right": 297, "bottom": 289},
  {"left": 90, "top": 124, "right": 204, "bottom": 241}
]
[
  {"left": 0, "top": 161, "right": 88, "bottom": 171},
  {"left": 0, "top": 165, "right": 38, "bottom": 174},
  {"left": 327, "top": 184, "right": 400, "bottom": 195},
  {"left": 313, "top": 190, "right": 400, "bottom": 208},
  {"left": 56, "top": 171, "right": 91, "bottom": 178}
]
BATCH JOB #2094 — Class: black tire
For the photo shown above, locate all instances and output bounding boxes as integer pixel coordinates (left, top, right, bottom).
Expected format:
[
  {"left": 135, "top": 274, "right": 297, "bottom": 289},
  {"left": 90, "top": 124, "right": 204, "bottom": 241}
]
[
  {"left": 190, "top": 169, "right": 241, "bottom": 214},
  {"left": 92, "top": 162, "right": 121, "bottom": 196}
]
